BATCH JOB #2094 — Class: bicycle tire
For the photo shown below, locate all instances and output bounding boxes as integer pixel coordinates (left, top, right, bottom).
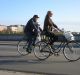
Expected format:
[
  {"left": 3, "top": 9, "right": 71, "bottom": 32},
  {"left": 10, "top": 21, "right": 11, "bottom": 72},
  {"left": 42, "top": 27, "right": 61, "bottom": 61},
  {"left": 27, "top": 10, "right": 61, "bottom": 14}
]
[
  {"left": 17, "top": 40, "right": 29, "bottom": 56},
  {"left": 34, "top": 41, "right": 51, "bottom": 60},
  {"left": 63, "top": 41, "right": 80, "bottom": 61}
]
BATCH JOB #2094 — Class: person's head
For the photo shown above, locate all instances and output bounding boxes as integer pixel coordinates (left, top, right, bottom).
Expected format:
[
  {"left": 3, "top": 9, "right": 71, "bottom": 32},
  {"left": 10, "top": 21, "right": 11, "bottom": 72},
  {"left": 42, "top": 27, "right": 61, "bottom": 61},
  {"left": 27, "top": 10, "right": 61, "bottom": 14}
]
[
  {"left": 33, "top": 15, "right": 39, "bottom": 22},
  {"left": 46, "top": 11, "right": 53, "bottom": 17}
]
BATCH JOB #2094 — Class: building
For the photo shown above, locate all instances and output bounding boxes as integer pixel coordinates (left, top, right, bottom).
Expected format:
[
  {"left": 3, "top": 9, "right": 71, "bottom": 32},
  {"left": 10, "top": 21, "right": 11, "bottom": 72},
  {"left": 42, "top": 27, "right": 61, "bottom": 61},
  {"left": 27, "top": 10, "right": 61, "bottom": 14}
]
[
  {"left": 17, "top": 25, "right": 24, "bottom": 33},
  {"left": 7, "top": 25, "right": 24, "bottom": 33},
  {"left": 0, "top": 25, "right": 7, "bottom": 32}
]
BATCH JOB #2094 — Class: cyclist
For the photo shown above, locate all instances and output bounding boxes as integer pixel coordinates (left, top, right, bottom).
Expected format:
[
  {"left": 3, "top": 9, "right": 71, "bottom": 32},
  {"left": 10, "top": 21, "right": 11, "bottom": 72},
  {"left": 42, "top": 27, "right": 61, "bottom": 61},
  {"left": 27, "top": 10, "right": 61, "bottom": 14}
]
[
  {"left": 24, "top": 15, "right": 42, "bottom": 53},
  {"left": 43, "top": 11, "right": 61, "bottom": 45}
]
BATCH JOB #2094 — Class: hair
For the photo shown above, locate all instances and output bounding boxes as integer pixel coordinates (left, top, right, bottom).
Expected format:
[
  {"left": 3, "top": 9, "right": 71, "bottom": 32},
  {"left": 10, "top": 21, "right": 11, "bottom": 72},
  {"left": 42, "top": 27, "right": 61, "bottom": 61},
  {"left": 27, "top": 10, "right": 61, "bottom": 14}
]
[
  {"left": 43, "top": 11, "right": 51, "bottom": 31},
  {"left": 46, "top": 11, "right": 52, "bottom": 17},
  {"left": 44, "top": 11, "right": 52, "bottom": 25}
]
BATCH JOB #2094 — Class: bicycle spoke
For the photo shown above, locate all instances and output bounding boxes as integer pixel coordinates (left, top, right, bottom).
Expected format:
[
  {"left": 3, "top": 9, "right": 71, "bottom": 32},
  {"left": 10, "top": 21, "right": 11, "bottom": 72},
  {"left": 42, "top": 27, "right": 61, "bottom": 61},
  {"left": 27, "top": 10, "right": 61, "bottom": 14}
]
[
  {"left": 17, "top": 40, "right": 29, "bottom": 55},
  {"left": 34, "top": 41, "right": 50, "bottom": 60},
  {"left": 63, "top": 42, "right": 80, "bottom": 61}
]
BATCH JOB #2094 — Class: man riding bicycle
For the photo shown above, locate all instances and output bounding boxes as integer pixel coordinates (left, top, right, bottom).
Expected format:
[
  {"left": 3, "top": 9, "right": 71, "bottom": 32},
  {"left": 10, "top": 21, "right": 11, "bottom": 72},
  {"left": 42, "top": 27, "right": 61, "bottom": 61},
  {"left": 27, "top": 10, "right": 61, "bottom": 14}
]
[{"left": 24, "top": 15, "right": 42, "bottom": 53}]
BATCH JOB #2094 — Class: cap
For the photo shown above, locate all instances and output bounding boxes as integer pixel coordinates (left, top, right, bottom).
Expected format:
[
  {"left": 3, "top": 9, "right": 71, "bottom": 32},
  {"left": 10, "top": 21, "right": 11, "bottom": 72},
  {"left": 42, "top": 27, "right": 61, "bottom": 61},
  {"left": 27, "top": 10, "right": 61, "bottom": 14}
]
[{"left": 33, "top": 15, "right": 39, "bottom": 18}]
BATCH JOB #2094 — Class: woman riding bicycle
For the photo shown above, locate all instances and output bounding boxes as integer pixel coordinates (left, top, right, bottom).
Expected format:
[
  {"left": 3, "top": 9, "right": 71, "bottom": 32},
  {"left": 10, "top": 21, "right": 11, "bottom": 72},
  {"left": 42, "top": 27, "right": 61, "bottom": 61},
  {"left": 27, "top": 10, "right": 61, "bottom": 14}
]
[{"left": 43, "top": 11, "right": 61, "bottom": 45}]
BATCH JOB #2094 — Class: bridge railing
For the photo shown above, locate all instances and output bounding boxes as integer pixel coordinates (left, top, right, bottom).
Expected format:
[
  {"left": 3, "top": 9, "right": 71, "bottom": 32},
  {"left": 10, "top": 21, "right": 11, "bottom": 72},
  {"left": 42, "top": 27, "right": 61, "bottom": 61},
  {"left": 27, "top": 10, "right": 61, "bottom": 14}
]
[{"left": 0, "top": 34, "right": 80, "bottom": 42}]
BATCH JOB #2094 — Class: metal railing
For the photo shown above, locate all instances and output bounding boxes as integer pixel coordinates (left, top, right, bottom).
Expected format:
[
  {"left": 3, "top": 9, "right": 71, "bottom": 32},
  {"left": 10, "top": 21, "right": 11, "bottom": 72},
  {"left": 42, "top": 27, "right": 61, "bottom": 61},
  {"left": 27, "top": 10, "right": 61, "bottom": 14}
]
[{"left": 0, "top": 34, "right": 80, "bottom": 41}]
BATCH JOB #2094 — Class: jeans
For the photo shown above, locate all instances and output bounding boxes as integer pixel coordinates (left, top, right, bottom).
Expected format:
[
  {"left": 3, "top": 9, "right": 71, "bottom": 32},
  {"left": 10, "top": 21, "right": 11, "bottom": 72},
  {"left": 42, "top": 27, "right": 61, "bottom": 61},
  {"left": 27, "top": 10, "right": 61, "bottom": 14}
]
[{"left": 26, "top": 34, "right": 37, "bottom": 52}]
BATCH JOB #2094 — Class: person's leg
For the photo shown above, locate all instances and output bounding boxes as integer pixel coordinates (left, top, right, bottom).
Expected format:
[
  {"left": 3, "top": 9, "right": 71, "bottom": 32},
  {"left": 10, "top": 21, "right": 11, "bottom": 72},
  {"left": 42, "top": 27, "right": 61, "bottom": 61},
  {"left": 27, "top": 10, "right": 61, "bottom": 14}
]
[
  {"left": 49, "top": 33, "right": 58, "bottom": 45},
  {"left": 32, "top": 35, "right": 37, "bottom": 46},
  {"left": 53, "top": 35, "right": 58, "bottom": 42},
  {"left": 47, "top": 32, "right": 54, "bottom": 45},
  {"left": 44, "top": 31, "right": 57, "bottom": 45},
  {"left": 26, "top": 35, "right": 33, "bottom": 53}
]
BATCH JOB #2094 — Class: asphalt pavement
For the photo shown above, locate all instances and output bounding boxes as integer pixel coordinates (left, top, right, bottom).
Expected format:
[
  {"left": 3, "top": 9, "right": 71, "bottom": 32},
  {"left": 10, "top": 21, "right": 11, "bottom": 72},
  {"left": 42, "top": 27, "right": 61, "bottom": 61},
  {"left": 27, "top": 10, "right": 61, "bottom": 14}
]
[{"left": 0, "top": 41, "right": 80, "bottom": 75}]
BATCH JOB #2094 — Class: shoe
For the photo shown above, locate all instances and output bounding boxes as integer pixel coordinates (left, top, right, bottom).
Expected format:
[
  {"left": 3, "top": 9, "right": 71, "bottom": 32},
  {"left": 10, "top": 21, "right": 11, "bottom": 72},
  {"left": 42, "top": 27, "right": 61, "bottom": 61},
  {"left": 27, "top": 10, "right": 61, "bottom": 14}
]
[
  {"left": 26, "top": 48, "right": 31, "bottom": 53},
  {"left": 28, "top": 51, "right": 31, "bottom": 53}
]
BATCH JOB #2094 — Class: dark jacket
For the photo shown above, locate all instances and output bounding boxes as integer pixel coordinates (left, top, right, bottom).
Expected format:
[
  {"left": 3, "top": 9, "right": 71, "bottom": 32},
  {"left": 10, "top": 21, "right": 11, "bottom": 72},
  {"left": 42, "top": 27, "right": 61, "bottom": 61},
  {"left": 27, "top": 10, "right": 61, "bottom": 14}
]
[
  {"left": 24, "top": 18, "right": 41, "bottom": 36},
  {"left": 43, "top": 16, "right": 58, "bottom": 33}
]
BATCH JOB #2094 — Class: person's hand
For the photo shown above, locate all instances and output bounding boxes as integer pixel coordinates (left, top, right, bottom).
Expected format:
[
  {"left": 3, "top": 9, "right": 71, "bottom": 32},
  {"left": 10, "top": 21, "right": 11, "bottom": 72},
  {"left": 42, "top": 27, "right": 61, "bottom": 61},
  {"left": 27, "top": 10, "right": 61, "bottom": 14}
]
[
  {"left": 57, "top": 28, "right": 63, "bottom": 32},
  {"left": 33, "top": 29, "right": 35, "bottom": 32}
]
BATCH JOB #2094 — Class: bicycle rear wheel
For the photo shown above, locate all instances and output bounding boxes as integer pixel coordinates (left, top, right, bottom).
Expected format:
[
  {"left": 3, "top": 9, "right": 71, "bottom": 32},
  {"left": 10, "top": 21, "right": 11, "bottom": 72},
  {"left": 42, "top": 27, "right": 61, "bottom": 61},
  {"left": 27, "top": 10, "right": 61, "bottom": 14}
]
[
  {"left": 34, "top": 41, "right": 51, "bottom": 60},
  {"left": 17, "top": 40, "right": 29, "bottom": 56},
  {"left": 63, "top": 41, "right": 80, "bottom": 61}
]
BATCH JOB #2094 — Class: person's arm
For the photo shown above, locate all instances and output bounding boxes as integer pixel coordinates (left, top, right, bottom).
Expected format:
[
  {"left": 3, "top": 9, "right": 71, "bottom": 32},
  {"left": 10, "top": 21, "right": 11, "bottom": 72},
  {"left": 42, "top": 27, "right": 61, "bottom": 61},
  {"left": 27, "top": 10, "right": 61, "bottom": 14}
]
[
  {"left": 39, "top": 27, "right": 42, "bottom": 32},
  {"left": 52, "top": 22, "right": 58, "bottom": 28},
  {"left": 31, "top": 20, "right": 39, "bottom": 34},
  {"left": 52, "top": 21, "right": 62, "bottom": 32}
]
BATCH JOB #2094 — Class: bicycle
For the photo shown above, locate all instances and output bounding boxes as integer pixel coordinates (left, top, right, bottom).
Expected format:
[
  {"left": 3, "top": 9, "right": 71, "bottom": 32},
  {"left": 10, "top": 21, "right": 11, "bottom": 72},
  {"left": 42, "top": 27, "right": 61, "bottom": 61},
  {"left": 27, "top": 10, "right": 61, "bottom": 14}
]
[
  {"left": 17, "top": 34, "right": 41, "bottom": 56},
  {"left": 17, "top": 35, "right": 29, "bottom": 55},
  {"left": 34, "top": 31, "right": 80, "bottom": 62}
]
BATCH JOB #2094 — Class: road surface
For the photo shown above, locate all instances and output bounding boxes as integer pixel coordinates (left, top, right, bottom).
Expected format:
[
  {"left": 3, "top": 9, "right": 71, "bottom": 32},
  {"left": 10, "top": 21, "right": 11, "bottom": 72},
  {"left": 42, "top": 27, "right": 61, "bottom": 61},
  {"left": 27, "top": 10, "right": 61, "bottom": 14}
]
[{"left": 0, "top": 41, "right": 80, "bottom": 75}]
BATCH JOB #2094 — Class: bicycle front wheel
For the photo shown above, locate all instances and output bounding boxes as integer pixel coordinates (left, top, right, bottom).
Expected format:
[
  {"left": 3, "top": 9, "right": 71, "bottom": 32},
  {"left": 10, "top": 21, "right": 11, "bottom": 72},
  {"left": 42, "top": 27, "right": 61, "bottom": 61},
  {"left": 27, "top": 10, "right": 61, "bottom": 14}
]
[
  {"left": 34, "top": 41, "right": 51, "bottom": 60},
  {"left": 63, "top": 42, "right": 80, "bottom": 61},
  {"left": 17, "top": 40, "right": 29, "bottom": 56}
]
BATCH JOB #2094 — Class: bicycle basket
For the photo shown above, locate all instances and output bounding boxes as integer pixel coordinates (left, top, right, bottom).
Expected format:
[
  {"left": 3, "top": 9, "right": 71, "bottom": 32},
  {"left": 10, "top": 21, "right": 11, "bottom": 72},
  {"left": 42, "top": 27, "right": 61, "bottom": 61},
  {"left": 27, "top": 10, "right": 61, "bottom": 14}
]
[{"left": 63, "top": 31, "right": 75, "bottom": 41}]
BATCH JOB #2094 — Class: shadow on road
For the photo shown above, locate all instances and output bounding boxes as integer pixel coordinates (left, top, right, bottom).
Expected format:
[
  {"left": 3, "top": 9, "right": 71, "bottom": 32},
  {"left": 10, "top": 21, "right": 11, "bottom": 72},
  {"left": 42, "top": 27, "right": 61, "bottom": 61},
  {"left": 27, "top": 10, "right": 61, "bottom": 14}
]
[
  {"left": 0, "top": 58, "right": 69, "bottom": 65},
  {"left": 0, "top": 56, "right": 70, "bottom": 75},
  {"left": 0, "top": 55, "right": 21, "bottom": 58}
]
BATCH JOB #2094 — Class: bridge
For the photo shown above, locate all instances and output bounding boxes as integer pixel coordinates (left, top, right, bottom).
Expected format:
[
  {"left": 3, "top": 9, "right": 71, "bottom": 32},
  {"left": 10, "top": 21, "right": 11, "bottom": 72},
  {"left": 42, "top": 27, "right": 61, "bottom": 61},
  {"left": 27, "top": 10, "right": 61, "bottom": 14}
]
[{"left": 0, "top": 34, "right": 80, "bottom": 41}]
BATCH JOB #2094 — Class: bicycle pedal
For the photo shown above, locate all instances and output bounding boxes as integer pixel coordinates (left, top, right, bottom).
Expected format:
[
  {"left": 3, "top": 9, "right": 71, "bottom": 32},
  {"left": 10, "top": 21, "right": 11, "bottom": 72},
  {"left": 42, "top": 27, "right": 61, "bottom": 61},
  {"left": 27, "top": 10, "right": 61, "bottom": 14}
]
[
  {"left": 49, "top": 52, "right": 53, "bottom": 56},
  {"left": 54, "top": 53, "right": 60, "bottom": 56}
]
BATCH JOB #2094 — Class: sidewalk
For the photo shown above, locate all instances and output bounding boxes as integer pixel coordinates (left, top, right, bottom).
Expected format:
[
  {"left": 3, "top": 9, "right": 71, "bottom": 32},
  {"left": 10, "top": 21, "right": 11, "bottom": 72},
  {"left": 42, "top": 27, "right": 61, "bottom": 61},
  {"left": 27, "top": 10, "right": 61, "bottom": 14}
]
[{"left": 0, "top": 70, "right": 41, "bottom": 75}]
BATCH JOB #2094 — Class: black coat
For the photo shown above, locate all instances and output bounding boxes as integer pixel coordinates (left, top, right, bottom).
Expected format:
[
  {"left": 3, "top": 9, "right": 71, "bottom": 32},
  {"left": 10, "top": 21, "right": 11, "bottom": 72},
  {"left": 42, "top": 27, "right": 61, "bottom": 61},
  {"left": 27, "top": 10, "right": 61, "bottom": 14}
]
[
  {"left": 24, "top": 18, "right": 41, "bottom": 36},
  {"left": 43, "top": 16, "right": 58, "bottom": 33}
]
